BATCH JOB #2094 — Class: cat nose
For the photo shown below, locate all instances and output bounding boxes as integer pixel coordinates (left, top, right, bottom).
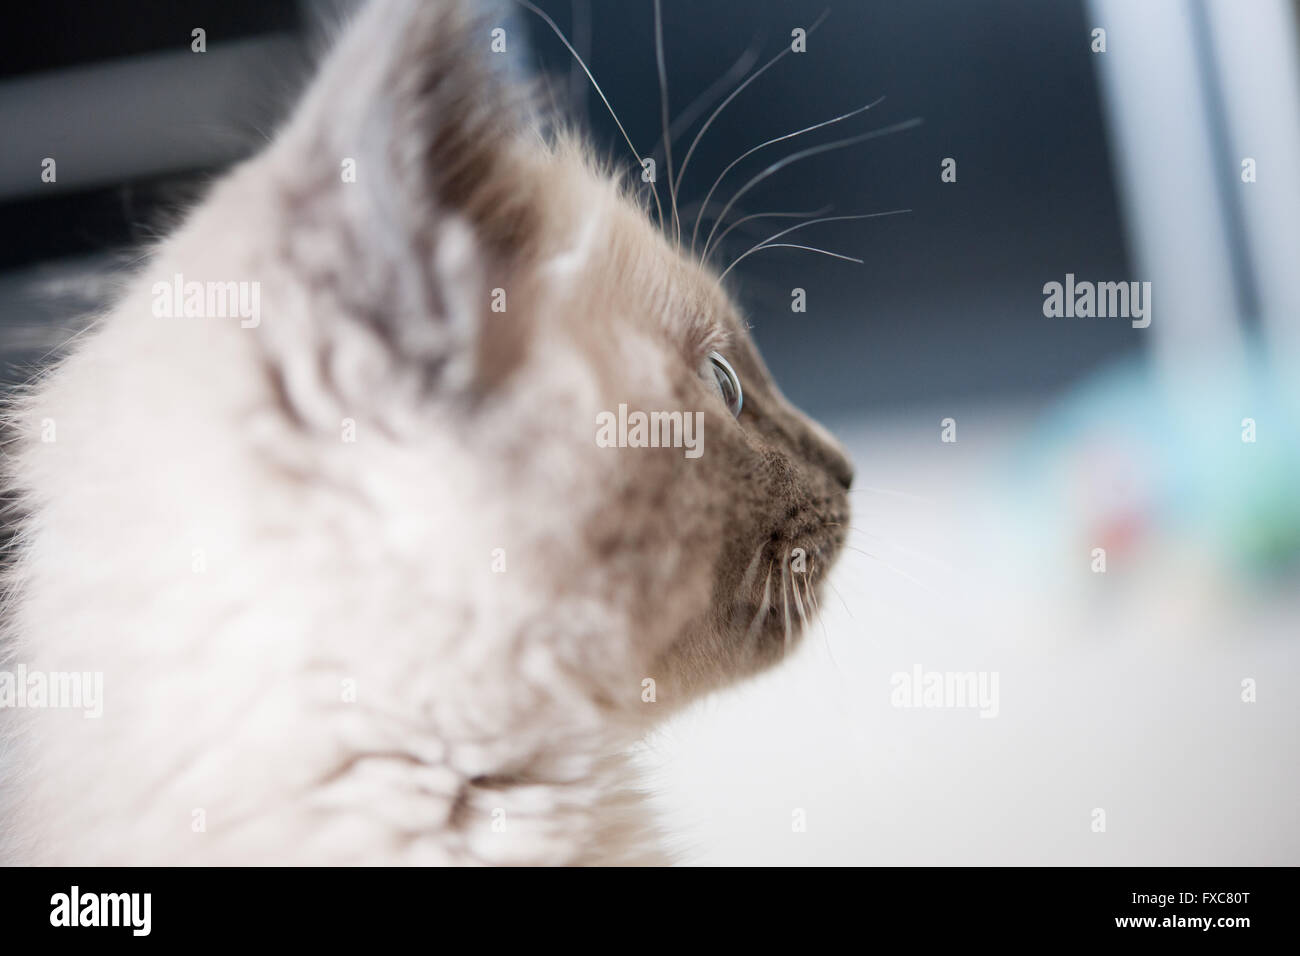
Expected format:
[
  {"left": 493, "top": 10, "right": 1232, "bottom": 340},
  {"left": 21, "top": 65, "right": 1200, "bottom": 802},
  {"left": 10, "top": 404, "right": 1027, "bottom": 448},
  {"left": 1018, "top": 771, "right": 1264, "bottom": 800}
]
[
  {"left": 817, "top": 432, "right": 854, "bottom": 490},
  {"left": 797, "top": 416, "right": 855, "bottom": 490}
]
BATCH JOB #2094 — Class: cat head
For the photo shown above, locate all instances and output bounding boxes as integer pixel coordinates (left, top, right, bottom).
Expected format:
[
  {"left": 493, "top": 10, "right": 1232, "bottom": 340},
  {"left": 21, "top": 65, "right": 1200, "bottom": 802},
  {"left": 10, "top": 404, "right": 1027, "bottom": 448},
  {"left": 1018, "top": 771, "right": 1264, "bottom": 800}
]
[{"left": 205, "top": 0, "right": 853, "bottom": 724}]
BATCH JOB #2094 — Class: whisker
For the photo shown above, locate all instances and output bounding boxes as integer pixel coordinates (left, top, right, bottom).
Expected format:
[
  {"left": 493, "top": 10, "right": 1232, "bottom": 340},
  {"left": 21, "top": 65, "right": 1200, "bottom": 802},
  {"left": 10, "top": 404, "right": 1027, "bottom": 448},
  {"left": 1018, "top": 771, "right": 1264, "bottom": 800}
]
[
  {"left": 742, "top": 560, "right": 775, "bottom": 657},
  {"left": 729, "top": 537, "right": 770, "bottom": 629},
  {"left": 676, "top": 196, "right": 801, "bottom": 239},
  {"left": 672, "top": 197, "right": 733, "bottom": 231},
  {"left": 653, "top": 0, "right": 680, "bottom": 243},
  {"left": 720, "top": 242, "right": 865, "bottom": 281},
  {"left": 708, "top": 116, "right": 923, "bottom": 267},
  {"left": 791, "top": 568, "right": 809, "bottom": 633},
  {"left": 824, "top": 576, "right": 854, "bottom": 619},
  {"left": 842, "top": 525, "right": 955, "bottom": 574},
  {"left": 706, "top": 205, "right": 833, "bottom": 260},
  {"left": 693, "top": 97, "right": 885, "bottom": 258},
  {"left": 717, "top": 213, "right": 889, "bottom": 273},
  {"left": 514, "top": 0, "right": 664, "bottom": 228},
  {"left": 805, "top": 574, "right": 841, "bottom": 671},
  {"left": 780, "top": 555, "right": 792, "bottom": 654},
  {"left": 651, "top": 31, "right": 763, "bottom": 161},
  {"left": 672, "top": 8, "right": 831, "bottom": 203},
  {"left": 841, "top": 544, "right": 936, "bottom": 595},
  {"left": 719, "top": 210, "right": 909, "bottom": 279}
]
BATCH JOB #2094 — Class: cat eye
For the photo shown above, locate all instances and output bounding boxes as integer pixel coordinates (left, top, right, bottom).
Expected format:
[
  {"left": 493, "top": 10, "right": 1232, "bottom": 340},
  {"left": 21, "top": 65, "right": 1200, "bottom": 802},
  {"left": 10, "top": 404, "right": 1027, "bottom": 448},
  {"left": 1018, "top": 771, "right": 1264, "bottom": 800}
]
[{"left": 706, "top": 350, "right": 743, "bottom": 418}]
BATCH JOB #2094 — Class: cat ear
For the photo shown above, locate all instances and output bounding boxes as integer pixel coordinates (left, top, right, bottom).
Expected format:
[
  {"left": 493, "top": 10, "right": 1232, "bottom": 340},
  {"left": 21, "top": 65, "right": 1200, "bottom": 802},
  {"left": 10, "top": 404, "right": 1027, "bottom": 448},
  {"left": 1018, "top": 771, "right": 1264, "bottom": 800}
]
[{"left": 270, "top": 0, "right": 539, "bottom": 395}]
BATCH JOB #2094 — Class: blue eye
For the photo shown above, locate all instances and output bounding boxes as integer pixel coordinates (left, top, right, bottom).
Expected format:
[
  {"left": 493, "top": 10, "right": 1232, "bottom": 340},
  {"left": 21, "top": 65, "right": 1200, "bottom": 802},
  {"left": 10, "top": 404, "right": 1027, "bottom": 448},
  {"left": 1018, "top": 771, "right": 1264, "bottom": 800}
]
[{"left": 707, "top": 350, "right": 743, "bottom": 418}]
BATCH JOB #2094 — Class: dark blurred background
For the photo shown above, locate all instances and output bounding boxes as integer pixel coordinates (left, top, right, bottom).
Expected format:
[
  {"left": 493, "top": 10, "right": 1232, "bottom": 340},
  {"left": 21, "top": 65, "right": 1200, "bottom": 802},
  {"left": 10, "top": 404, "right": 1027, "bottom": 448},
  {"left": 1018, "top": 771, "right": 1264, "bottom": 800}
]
[{"left": 0, "top": 0, "right": 1135, "bottom": 420}]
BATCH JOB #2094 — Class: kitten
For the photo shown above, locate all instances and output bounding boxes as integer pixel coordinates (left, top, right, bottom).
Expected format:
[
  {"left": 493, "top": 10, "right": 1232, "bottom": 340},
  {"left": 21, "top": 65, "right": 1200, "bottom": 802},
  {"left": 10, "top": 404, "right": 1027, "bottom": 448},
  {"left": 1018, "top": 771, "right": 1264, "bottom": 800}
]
[{"left": 0, "top": 0, "right": 852, "bottom": 865}]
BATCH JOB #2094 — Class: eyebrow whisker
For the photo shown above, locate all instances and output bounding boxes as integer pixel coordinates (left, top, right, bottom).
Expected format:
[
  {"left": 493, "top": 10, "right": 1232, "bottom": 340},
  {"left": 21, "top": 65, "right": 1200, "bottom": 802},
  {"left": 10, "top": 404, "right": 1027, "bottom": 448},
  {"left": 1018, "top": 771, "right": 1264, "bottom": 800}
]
[
  {"left": 720, "top": 208, "right": 913, "bottom": 279},
  {"left": 672, "top": 8, "right": 831, "bottom": 205},
  {"left": 720, "top": 242, "right": 860, "bottom": 280},
  {"left": 702, "top": 204, "right": 832, "bottom": 264},
  {"left": 513, "top": 0, "right": 664, "bottom": 228},
  {"left": 693, "top": 97, "right": 885, "bottom": 258},
  {"left": 650, "top": 30, "right": 764, "bottom": 164},
  {"left": 707, "top": 116, "right": 923, "bottom": 268}
]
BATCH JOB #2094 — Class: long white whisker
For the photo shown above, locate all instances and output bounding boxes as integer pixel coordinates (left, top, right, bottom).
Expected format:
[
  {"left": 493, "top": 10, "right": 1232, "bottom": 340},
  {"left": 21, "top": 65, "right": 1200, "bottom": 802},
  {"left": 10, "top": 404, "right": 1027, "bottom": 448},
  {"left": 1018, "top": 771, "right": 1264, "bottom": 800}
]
[
  {"left": 708, "top": 206, "right": 833, "bottom": 253},
  {"left": 805, "top": 574, "right": 840, "bottom": 670},
  {"left": 673, "top": 8, "right": 831, "bottom": 202},
  {"left": 676, "top": 196, "right": 798, "bottom": 236},
  {"left": 842, "top": 544, "right": 936, "bottom": 595},
  {"left": 653, "top": 0, "right": 680, "bottom": 243},
  {"left": 720, "top": 242, "right": 864, "bottom": 281},
  {"left": 791, "top": 568, "right": 808, "bottom": 631},
  {"left": 780, "top": 556, "right": 792, "bottom": 654},
  {"left": 672, "top": 198, "right": 731, "bottom": 231},
  {"left": 720, "top": 210, "right": 903, "bottom": 278},
  {"left": 708, "top": 116, "right": 923, "bottom": 268},
  {"left": 842, "top": 526, "right": 954, "bottom": 574},
  {"left": 514, "top": 0, "right": 663, "bottom": 227},
  {"left": 713, "top": 210, "right": 889, "bottom": 278},
  {"left": 824, "top": 576, "right": 854, "bottom": 619},
  {"left": 707, "top": 113, "right": 920, "bottom": 254},
  {"left": 651, "top": 33, "right": 762, "bottom": 161},
  {"left": 693, "top": 97, "right": 885, "bottom": 258},
  {"left": 742, "top": 561, "right": 775, "bottom": 655},
  {"left": 730, "top": 538, "right": 770, "bottom": 627}
]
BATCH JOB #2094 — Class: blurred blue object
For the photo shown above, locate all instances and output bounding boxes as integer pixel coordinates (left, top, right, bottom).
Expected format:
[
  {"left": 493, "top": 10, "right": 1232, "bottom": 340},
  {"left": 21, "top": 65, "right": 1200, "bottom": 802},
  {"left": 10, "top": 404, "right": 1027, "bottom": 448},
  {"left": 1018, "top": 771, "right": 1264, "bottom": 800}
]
[{"left": 1007, "top": 343, "right": 1300, "bottom": 584}]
